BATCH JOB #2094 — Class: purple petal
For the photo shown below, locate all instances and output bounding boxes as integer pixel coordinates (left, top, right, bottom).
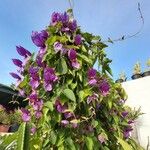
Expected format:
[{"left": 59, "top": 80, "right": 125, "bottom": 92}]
[
  {"left": 99, "top": 80, "right": 110, "bottom": 96},
  {"left": 31, "top": 30, "right": 48, "bottom": 48},
  {"left": 122, "top": 111, "right": 128, "bottom": 118},
  {"left": 21, "top": 108, "right": 31, "bottom": 122},
  {"left": 30, "top": 79, "right": 40, "bottom": 89},
  {"left": 60, "top": 12, "right": 69, "bottom": 23},
  {"left": 31, "top": 127, "right": 36, "bottom": 134},
  {"left": 69, "top": 20, "right": 77, "bottom": 32},
  {"left": 16, "top": 46, "right": 31, "bottom": 57},
  {"left": 98, "top": 134, "right": 106, "bottom": 144},
  {"left": 64, "top": 112, "right": 73, "bottom": 119},
  {"left": 68, "top": 49, "right": 77, "bottom": 60},
  {"left": 51, "top": 12, "right": 61, "bottom": 24},
  {"left": 71, "top": 61, "right": 80, "bottom": 69},
  {"left": 44, "top": 82, "right": 52, "bottom": 91},
  {"left": 35, "top": 111, "right": 42, "bottom": 119},
  {"left": 88, "top": 68, "right": 97, "bottom": 79},
  {"left": 10, "top": 72, "right": 21, "bottom": 80},
  {"left": 12, "top": 59, "right": 22, "bottom": 67},
  {"left": 54, "top": 42, "right": 63, "bottom": 53},
  {"left": 75, "top": 34, "right": 82, "bottom": 45},
  {"left": 61, "top": 120, "right": 69, "bottom": 126},
  {"left": 88, "top": 79, "right": 97, "bottom": 86}
]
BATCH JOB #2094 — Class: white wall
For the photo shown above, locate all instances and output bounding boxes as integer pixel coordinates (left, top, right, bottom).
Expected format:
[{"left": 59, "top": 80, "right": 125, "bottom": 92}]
[{"left": 122, "top": 76, "right": 150, "bottom": 149}]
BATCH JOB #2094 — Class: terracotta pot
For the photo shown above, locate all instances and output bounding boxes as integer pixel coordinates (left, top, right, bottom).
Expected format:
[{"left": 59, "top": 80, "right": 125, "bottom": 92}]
[
  {"left": 142, "top": 71, "right": 150, "bottom": 77},
  {"left": 131, "top": 74, "right": 142, "bottom": 80},
  {"left": 0, "top": 124, "right": 9, "bottom": 132}
]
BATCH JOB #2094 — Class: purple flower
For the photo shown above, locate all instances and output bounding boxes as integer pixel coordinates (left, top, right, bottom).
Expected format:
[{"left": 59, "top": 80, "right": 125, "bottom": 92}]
[
  {"left": 88, "top": 68, "right": 97, "bottom": 78},
  {"left": 30, "top": 79, "right": 40, "bottom": 89},
  {"left": 35, "top": 111, "right": 42, "bottom": 119},
  {"left": 71, "top": 61, "right": 80, "bottom": 69},
  {"left": 22, "top": 56, "right": 31, "bottom": 67},
  {"left": 128, "top": 120, "right": 134, "bottom": 124},
  {"left": 29, "top": 91, "right": 38, "bottom": 103},
  {"left": 10, "top": 72, "right": 21, "bottom": 80},
  {"left": 75, "top": 34, "right": 82, "bottom": 45},
  {"left": 31, "top": 30, "right": 48, "bottom": 48},
  {"left": 43, "top": 67, "right": 58, "bottom": 91},
  {"left": 99, "top": 80, "right": 110, "bottom": 96},
  {"left": 87, "top": 68, "right": 97, "bottom": 85},
  {"left": 51, "top": 12, "right": 69, "bottom": 25},
  {"left": 60, "top": 12, "right": 69, "bottom": 24},
  {"left": 31, "top": 127, "right": 36, "bottom": 134},
  {"left": 68, "top": 49, "right": 77, "bottom": 60},
  {"left": 44, "top": 82, "right": 52, "bottom": 91},
  {"left": 21, "top": 108, "right": 31, "bottom": 122},
  {"left": 51, "top": 12, "right": 61, "bottom": 25},
  {"left": 68, "top": 49, "right": 80, "bottom": 69},
  {"left": 29, "top": 67, "right": 39, "bottom": 80},
  {"left": 32, "top": 100, "right": 43, "bottom": 111},
  {"left": 88, "top": 79, "right": 97, "bottom": 86},
  {"left": 16, "top": 46, "right": 31, "bottom": 58},
  {"left": 36, "top": 55, "right": 45, "bottom": 67},
  {"left": 55, "top": 100, "right": 66, "bottom": 113},
  {"left": 61, "top": 120, "right": 69, "bottom": 126},
  {"left": 12, "top": 59, "right": 23, "bottom": 68},
  {"left": 44, "top": 67, "right": 58, "bottom": 82},
  {"left": 64, "top": 112, "right": 73, "bottom": 119},
  {"left": 123, "top": 127, "right": 133, "bottom": 139},
  {"left": 29, "top": 67, "right": 40, "bottom": 89},
  {"left": 87, "top": 93, "right": 98, "bottom": 104},
  {"left": 54, "top": 42, "right": 63, "bottom": 53},
  {"left": 98, "top": 134, "right": 106, "bottom": 144},
  {"left": 68, "top": 20, "right": 77, "bottom": 32},
  {"left": 121, "top": 111, "right": 128, "bottom": 118},
  {"left": 36, "top": 48, "right": 46, "bottom": 67}
]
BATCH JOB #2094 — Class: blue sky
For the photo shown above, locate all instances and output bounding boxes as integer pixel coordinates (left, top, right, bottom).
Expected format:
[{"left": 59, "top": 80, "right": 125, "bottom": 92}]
[{"left": 0, "top": 0, "right": 150, "bottom": 85}]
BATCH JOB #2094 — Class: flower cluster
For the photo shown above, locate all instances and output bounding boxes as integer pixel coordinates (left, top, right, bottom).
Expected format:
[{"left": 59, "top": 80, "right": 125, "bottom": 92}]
[
  {"left": 43, "top": 67, "right": 58, "bottom": 91},
  {"left": 51, "top": 12, "right": 77, "bottom": 33},
  {"left": 55, "top": 100, "right": 77, "bottom": 128},
  {"left": 87, "top": 68, "right": 110, "bottom": 96}
]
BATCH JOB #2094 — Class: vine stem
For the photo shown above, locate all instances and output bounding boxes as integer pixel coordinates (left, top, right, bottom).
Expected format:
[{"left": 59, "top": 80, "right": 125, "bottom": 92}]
[
  {"left": 68, "top": 0, "right": 74, "bottom": 17},
  {"left": 102, "top": 2, "right": 144, "bottom": 43}
]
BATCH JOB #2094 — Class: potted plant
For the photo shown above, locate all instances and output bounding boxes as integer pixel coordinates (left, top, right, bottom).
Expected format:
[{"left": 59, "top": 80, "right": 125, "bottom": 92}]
[
  {"left": 142, "top": 58, "right": 150, "bottom": 77},
  {"left": 116, "top": 71, "right": 127, "bottom": 83},
  {"left": 8, "top": 109, "right": 22, "bottom": 132},
  {"left": 131, "top": 62, "right": 142, "bottom": 80},
  {"left": 0, "top": 105, "right": 10, "bottom": 132}
]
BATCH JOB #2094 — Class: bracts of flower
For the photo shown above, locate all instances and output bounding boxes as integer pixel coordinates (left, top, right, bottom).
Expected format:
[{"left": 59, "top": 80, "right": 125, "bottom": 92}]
[{"left": 10, "top": 10, "right": 142, "bottom": 150}]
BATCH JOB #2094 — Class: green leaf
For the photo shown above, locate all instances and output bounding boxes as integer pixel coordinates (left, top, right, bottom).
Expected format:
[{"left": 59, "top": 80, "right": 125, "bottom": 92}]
[
  {"left": 85, "top": 137, "right": 94, "bottom": 150},
  {"left": 0, "top": 132, "right": 18, "bottom": 149},
  {"left": 44, "top": 101, "right": 54, "bottom": 111},
  {"left": 62, "top": 89, "right": 76, "bottom": 102},
  {"left": 57, "top": 58, "right": 68, "bottom": 75},
  {"left": 50, "top": 130, "right": 57, "bottom": 145},
  {"left": 117, "top": 137, "right": 132, "bottom": 150},
  {"left": 65, "top": 137, "right": 76, "bottom": 150},
  {"left": 18, "top": 77, "right": 28, "bottom": 88},
  {"left": 79, "top": 90, "right": 85, "bottom": 102},
  {"left": 46, "top": 36, "right": 57, "bottom": 45},
  {"left": 78, "top": 53, "right": 93, "bottom": 65},
  {"left": 17, "top": 123, "right": 26, "bottom": 150}
]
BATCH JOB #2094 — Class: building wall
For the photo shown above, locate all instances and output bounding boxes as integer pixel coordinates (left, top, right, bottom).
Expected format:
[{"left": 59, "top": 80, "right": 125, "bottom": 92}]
[{"left": 122, "top": 76, "right": 150, "bottom": 149}]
